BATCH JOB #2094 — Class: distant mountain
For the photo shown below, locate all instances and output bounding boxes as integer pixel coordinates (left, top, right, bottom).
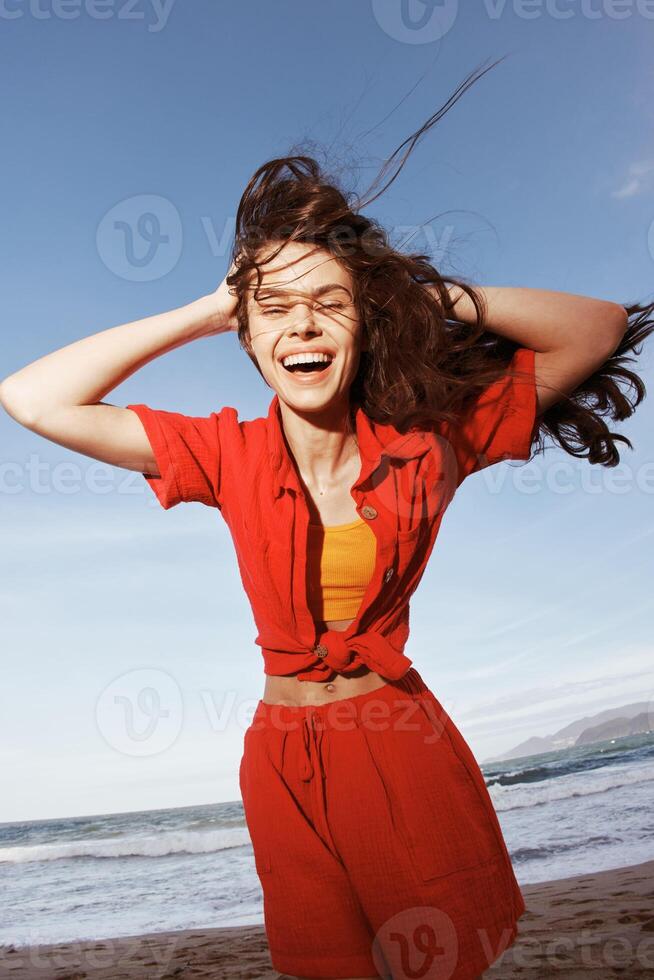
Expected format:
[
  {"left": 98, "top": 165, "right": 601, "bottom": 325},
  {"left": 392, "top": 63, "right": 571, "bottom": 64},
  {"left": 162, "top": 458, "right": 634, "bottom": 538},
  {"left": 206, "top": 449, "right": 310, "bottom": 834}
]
[
  {"left": 575, "top": 712, "right": 654, "bottom": 746},
  {"left": 481, "top": 702, "right": 652, "bottom": 764}
]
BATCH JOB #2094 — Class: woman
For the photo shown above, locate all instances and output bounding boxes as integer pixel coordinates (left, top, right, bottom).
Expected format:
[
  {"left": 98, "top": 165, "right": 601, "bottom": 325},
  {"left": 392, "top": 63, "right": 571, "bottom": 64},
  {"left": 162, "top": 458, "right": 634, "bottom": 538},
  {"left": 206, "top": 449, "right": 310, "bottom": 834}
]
[{"left": 2, "top": 63, "right": 652, "bottom": 980}]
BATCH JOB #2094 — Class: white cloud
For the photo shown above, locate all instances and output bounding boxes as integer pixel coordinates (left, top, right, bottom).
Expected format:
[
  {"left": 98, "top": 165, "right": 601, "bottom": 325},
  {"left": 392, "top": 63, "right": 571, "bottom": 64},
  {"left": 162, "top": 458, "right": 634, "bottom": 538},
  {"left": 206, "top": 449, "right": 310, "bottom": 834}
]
[{"left": 612, "top": 160, "right": 654, "bottom": 199}]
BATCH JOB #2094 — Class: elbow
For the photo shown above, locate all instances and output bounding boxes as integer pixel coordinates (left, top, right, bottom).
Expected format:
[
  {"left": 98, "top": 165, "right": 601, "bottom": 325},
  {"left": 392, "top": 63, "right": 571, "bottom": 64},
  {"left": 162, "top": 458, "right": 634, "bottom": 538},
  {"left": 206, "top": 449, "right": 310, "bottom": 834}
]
[
  {"left": 0, "top": 377, "right": 40, "bottom": 428},
  {"left": 598, "top": 303, "right": 629, "bottom": 358},
  {"left": 609, "top": 302, "right": 629, "bottom": 333}
]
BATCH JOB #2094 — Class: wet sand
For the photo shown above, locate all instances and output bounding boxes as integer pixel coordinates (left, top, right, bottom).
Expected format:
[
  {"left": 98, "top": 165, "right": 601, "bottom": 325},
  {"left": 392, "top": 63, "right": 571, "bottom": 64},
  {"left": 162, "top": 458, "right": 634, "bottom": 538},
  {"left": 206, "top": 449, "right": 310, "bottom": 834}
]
[{"left": 1, "top": 859, "right": 652, "bottom": 978}]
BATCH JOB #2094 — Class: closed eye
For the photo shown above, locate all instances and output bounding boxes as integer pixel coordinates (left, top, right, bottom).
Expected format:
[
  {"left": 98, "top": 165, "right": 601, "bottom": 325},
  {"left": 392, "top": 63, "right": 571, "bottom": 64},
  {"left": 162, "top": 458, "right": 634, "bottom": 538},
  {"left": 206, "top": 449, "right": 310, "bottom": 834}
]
[{"left": 260, "top": 302, "right": 346, "bottom": 316}]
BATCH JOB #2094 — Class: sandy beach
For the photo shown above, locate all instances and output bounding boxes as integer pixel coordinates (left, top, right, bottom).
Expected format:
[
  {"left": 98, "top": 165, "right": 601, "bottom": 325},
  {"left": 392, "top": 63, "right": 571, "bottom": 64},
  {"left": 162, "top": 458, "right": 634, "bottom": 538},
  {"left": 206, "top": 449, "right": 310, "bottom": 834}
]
[{"left": 1, "top": 859, "right": 652, "bottom": 979}]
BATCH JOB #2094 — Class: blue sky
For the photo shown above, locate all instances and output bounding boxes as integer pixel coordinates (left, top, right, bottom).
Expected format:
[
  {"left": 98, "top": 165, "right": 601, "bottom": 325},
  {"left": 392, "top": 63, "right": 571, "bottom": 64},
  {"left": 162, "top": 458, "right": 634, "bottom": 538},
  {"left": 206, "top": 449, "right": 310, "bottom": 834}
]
[{"left": 1, "top": 1, "right": 653, "bottom": 822}]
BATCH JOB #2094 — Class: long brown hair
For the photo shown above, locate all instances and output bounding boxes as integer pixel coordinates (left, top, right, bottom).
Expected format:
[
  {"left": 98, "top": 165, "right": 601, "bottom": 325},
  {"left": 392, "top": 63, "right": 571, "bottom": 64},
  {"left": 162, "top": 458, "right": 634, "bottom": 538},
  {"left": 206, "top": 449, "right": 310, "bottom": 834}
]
[{"left": 228, "top": 58, "right": 653, "bottom": 467}]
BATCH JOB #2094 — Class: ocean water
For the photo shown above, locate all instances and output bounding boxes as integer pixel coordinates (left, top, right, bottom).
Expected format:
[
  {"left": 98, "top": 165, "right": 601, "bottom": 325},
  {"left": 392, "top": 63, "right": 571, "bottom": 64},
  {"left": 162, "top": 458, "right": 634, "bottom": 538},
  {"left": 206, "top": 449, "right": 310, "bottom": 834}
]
[{"left": 2, "top": 730, "right": 653, "bottom": 948}]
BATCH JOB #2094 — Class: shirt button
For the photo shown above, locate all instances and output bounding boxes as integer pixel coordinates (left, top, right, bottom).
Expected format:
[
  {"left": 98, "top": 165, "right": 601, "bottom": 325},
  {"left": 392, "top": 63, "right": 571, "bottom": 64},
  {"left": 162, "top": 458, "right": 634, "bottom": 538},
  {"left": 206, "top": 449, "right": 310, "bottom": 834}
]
[
  {"left": 361, "top": 504, "right": 378, "bottom": 519},
  {"left": 383, "top": 567, "right": 394, "bottom": 584},
  {"left": 314, "top": 643, "right": 328, "bottom": 659}
]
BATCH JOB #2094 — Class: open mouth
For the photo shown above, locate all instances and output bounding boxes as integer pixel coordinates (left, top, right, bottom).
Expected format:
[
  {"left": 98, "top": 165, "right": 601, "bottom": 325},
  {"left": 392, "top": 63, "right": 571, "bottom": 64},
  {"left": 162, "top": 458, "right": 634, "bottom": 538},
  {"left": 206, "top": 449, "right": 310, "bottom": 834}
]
[
  {"left": 284, "top": 361, "right": 331, "bottom": 374},
  {"left": 280, "top": 354, "right": 334, "bottom": 377}
]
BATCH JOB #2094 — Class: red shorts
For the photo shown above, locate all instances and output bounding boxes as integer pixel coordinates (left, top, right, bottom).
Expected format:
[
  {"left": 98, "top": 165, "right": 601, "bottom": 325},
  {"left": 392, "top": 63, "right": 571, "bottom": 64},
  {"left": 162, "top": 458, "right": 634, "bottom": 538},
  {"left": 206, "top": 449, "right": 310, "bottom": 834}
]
[{"left": 239, "top": 667, "right": 526, "bottom": 979}]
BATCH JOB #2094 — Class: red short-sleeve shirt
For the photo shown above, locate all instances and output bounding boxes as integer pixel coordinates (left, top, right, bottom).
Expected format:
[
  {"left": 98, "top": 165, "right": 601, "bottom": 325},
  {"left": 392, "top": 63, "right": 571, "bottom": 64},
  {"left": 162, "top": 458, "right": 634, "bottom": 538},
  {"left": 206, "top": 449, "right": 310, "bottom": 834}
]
[{"left": 126, "top": 346, "right": 538, "bottom": 681}]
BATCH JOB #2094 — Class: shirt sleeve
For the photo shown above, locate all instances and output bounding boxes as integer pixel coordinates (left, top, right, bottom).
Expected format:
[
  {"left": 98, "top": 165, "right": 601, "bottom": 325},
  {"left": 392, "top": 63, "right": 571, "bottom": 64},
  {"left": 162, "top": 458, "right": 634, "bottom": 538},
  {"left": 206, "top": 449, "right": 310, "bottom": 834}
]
[
  {"left": 445, "top": 346, "right": 539, "bottom": 486},
  {"left": 126, "top": 404, "right": 226, "bottom": 510}
]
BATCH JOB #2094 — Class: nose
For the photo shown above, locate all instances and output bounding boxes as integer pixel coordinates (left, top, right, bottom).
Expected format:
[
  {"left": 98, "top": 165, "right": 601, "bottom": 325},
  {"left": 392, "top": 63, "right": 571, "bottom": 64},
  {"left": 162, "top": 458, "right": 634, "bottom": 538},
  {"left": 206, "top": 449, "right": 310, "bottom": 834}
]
[
  {"left": 292, "top": 320, "right": 320, "bottom": 338},
  {"left": 285, "top": 300, "right": 323, "bottom": 337}
]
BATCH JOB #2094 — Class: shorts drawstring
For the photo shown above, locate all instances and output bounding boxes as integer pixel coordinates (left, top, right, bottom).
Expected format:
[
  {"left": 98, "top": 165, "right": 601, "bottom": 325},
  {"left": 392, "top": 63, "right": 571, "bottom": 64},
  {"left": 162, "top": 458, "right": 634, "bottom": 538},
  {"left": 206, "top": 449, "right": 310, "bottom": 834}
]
[
  {"left": 298, "top": 708, "right": 339, "bottom": 859},
  {"left": 299, "top": 710, "right": 320, "bottom": 781}
]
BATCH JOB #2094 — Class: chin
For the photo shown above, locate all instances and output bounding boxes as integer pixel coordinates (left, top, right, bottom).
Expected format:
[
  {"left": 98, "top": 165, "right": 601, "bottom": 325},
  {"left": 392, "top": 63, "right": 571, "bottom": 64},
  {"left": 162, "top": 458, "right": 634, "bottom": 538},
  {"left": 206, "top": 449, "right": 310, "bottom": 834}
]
[{"left": 279, "top": 386, "right": 349, "bottom": 415}]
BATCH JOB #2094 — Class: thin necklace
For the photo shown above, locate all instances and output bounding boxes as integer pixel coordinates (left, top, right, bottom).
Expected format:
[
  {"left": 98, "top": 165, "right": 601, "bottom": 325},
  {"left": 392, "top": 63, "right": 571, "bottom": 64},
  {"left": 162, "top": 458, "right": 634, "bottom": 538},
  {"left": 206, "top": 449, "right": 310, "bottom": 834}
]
[{"left": 309, "top": 440, "right": 359, "bottom": 496}]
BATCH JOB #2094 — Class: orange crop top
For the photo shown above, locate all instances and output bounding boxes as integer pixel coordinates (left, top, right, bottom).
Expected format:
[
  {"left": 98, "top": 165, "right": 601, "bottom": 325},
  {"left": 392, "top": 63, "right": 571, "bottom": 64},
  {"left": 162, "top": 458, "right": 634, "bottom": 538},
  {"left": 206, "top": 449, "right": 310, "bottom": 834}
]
[{"left": 306, "top": 518, "right": 377, "bottom": 622}]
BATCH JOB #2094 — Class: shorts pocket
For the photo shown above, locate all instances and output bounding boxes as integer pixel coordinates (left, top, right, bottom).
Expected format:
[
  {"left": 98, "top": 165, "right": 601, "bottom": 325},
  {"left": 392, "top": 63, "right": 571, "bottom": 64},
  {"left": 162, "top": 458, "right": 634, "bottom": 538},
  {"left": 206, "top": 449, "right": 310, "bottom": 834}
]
[
  {"left": 360, "top": 694, "right": 501, "bottom": 883},
  {"left": 239, "top": 732, "right": 272, "bottom": 875}
]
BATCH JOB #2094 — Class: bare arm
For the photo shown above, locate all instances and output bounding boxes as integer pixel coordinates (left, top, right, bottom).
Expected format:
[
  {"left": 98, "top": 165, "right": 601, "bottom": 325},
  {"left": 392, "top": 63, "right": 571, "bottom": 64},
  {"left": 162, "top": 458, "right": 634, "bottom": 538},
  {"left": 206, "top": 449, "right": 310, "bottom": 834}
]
[
  {"left": 0, "top": 269, "right": 238, "bottom": 477},
  {"left": 445, "top": 285, "right": 629, "bottom": 414}
]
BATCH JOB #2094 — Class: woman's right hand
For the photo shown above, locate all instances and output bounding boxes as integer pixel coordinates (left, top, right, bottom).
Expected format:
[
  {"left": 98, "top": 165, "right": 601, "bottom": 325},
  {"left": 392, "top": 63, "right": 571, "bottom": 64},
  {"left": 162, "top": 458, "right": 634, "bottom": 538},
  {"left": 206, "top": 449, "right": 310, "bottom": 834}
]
[{"left": 205, "top": 261, "right": 240, "bottom": 334}]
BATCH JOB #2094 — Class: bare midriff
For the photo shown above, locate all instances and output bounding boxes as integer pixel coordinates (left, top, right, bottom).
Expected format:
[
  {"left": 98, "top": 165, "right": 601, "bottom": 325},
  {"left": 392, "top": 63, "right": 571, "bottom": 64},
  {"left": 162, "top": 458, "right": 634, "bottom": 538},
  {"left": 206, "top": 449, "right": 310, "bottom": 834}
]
[{"left": 261, "top": 616, "right": 389, "bottom": 706}]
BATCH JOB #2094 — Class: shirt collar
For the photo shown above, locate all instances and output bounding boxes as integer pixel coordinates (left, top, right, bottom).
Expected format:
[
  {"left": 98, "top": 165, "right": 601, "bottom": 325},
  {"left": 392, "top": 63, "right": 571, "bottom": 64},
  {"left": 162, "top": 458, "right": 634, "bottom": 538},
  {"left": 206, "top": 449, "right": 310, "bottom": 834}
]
[{"left": 266, "top": 393, "right": 432, "bottom": 498}]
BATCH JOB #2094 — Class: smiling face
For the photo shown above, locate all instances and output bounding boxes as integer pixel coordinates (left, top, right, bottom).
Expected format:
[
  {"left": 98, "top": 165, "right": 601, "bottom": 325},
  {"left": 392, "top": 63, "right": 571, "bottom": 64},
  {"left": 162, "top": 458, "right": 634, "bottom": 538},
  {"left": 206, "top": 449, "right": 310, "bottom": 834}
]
[{"left": 243, "top": 241, "right": 364, "bottom": 416}]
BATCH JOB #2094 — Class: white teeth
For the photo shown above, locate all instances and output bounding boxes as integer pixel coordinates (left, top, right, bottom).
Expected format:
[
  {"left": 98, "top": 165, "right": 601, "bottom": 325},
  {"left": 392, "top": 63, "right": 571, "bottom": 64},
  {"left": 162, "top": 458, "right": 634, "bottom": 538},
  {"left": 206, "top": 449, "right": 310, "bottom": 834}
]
[{"left": 281, "top": 352, "right": 333, "bottom": 368}]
